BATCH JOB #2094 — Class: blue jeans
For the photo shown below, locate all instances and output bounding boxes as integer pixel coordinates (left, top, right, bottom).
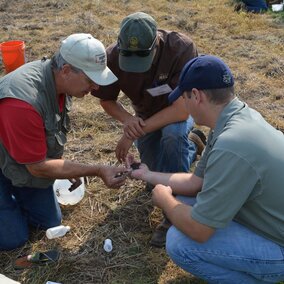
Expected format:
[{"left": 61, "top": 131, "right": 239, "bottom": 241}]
[
  {"left": 136, "top": 116, "right": 196, "bottom": 173},
  {"left": 243, "top": 0, "right": 268, "bottom": 12},
  {"left": 166, "top": 196, "right": 284, "bottom": 283},
  {"left": 0, "top": 171, "right": 61, "bottom": 251}
]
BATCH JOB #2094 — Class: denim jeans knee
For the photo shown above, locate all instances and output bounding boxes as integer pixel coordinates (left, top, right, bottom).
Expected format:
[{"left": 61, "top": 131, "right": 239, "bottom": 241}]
[
  {"left": 0, "top": 171, "right": 62, "bottom": 250},
  {"left": 158, "top": 118, "right": 196, "bottom": 172},
  {"left": 0, "top": 231, "right": 28, "bottom": 251},
  {"left": 0, "top": 207, "right": 29, "bottom": 251},
  {"left": 137, "top": 117, "right": 195, "bottom": 173},
  {"left": 166, "top": 222, "right": 284, "bottom": 283},
  {"left": 166, "top": 226, "right": 187, "bottom": 264},
  {"left": 11, "top": 184, "right": 62, "bottom": 229}
]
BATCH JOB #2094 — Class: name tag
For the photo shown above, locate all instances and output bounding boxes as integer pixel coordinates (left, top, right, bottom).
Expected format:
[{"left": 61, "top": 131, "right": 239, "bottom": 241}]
[{"left": 147, "top": 84, "right": 173, "bottom": 97}]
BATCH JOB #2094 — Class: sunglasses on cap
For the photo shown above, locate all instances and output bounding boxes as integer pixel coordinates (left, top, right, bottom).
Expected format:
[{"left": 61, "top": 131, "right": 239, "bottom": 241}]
[{"left": 117, "top": 36, "right": 157, "bottom": 57}]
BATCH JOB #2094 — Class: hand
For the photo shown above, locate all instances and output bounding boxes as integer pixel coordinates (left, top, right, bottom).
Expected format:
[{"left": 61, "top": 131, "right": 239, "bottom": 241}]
[
  {"left": 152, "top": 184, "right": 173, "bottom": 209},
  {"left": 98, "top": 165, "right": 130, "bottom": 188},
  {"left": 125, "top": 153, "right": 136, "bottom": 168},
  {"left": 125, "top": 154, "right": 150, "bottom": 181},
  {"left": 115, "top": 134, "right": 134, "bottom": 163},
  {"left": 68, "top": 177, "right": 82, "bottom": 192},
  {"left": 124, "top": 154, "right": 141, "bottom": 168},
  {"left": 123, "top": 116, "right": 146, "bottom": 140},
  {"left": 129, "top": 163, "right": 149, "bottom": 181}
]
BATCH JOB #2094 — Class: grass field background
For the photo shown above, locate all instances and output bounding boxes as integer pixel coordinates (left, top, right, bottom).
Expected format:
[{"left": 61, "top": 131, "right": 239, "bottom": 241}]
[{"left": 0, "top": 0, "right": 283, "bottom": 283}]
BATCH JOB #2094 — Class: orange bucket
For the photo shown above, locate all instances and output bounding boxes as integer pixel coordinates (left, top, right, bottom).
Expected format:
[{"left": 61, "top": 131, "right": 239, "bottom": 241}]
[{"left": 0, "top": 40, "right": 26, "bottom": 73}]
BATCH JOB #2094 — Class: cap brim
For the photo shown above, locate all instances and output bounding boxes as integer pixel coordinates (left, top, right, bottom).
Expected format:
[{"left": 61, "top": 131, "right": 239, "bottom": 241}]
[
  {"left": 85, "top": 66, "right": 118, "bottom": 86},
  {"left": 119, "top": 49, "right": 155, "bottom": 73},
  {"left": 168, "top": 86, "right": 183, "bottom": 104}
]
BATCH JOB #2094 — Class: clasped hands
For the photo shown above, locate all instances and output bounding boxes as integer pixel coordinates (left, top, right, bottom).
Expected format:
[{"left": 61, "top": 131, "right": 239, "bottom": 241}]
[
  {"left": 117, "top": 155, "right": 174, "bottom": 209},
  {"left": 114, "top": 154, "right": 144, "bottom": 179}
]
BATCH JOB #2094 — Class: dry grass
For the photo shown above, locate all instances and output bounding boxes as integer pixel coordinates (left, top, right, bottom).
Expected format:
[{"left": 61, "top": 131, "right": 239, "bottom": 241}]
[{"left": 0, "top": 0, "right": 283, "bottom": 283}]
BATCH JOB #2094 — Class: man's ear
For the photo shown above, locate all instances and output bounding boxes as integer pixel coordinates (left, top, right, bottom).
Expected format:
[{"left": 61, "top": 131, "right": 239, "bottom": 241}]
[
  {"left": 191, "top": 88, "right": 200, "bottom": 101},
  {"left": 61, "top": 64, "right": 72, "bottom": 76}
]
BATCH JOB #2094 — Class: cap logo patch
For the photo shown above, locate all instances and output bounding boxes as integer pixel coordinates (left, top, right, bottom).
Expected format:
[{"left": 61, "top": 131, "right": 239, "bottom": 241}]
[
  {"left": 95, "top": 53, "right": 106, "bottom": 66},
  {"left": 129, "top": 37, "right": 139, "bottom": 49},
  {"left": 158, "top": 73, "right": 168, "bottom": 81},
  {"left": 223, "top": 72, "right": 231, "bottom": 85}
]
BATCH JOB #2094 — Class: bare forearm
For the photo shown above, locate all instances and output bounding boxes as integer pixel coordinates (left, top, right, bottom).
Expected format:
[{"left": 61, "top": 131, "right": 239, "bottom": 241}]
[
  {"left": 100, "top": 100, "right": 132, "bottom": 123},
  {"left": 145, "top": 171, "right": 202, "bottom": 196},
  {"left": 159, "top": 195, "right": 214, "bottom": 242},
  {"left": 142, "top": 97, "right": 190, "bottom": 134},
  {"left": 26, "top": 159, "right": 104, "bottom": 179}
]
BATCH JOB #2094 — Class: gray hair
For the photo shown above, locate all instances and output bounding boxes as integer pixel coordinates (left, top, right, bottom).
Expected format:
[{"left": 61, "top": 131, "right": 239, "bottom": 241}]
[{"left": 51, "top": 51, "right": 82, "bottom": 73}]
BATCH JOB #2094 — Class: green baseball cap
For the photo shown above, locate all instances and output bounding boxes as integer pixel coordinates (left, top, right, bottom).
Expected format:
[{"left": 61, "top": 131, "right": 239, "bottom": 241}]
[{"left": 118, "top": 12, "right": 157, "bottom": 73}]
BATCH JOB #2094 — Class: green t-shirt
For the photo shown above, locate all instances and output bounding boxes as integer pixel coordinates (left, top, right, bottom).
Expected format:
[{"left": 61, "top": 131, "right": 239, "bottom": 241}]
[{"left": 193, "top": 98, "right": 284, "bottom": 246}]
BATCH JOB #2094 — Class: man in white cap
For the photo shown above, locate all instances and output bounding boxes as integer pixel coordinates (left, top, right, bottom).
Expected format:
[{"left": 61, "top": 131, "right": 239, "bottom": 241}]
[
  {"left": 0, "top": 33, "right": 128, "bottom": 251},
  {"left": 92, "top": 12, "right": 206, "bottom": 247}
]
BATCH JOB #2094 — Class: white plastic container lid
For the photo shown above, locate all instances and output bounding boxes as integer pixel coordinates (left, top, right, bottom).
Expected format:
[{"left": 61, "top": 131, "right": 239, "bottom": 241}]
[
  {"left": 272, "top": 3, "right": 283, "bottom": 12},
  {"left": 53, "top": 178, "right": 85, "bottom": 205}
]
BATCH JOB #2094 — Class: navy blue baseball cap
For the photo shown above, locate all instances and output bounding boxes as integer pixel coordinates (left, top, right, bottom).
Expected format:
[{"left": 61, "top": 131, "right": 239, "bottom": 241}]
[{"left": 168, "top": 55, "right": 234, "bottom": 103}]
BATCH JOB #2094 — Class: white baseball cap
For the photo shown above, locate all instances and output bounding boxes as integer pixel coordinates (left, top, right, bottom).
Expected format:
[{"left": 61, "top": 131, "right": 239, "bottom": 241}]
[{"left": 60, "top": 33, "right": 117, "bottom": 86}]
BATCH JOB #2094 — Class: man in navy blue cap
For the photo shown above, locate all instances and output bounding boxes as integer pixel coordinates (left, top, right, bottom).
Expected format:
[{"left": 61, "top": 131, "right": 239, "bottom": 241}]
[{"left": 130, "top": 55, "right": 284, "bottom": 282}]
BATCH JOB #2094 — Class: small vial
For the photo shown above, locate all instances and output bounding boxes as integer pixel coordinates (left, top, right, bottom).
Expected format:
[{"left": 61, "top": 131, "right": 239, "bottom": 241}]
[
  {"left": 46, "top": 225, "right": 70, "bottom": 239},
  {"left": 103, "top": 238, "right": 113, "bottom": 252}
]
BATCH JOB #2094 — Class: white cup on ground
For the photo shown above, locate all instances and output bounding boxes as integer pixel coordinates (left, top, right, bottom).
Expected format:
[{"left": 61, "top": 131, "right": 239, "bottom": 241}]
[{"left": 53, "top": 178, "right": 85, "bottom": 205}]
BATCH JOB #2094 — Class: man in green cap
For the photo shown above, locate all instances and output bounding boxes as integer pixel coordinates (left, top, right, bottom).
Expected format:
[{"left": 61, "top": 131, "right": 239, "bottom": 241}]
[{"left": 92, "top": 12, "right": 206, "bottom": 247}]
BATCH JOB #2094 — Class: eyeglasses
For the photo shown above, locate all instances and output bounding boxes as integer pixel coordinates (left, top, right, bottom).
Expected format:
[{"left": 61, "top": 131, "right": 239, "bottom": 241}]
[{"left": 117, "top": 36, "right": 157, "bottom": 57}]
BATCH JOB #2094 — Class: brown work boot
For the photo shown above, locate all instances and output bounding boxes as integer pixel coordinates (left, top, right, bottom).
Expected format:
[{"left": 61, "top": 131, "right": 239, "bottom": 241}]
[
  {"left": 150, "top": 218, "right": 172, "bottom": 248},
  {"left": 189, "top": 128, "right": 207, "bottom": 156}
]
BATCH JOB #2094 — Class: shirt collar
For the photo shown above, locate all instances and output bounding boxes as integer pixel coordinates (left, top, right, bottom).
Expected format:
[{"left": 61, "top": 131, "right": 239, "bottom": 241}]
[{"left": 209, "top": 97, "right": 246, "bottom": 144}]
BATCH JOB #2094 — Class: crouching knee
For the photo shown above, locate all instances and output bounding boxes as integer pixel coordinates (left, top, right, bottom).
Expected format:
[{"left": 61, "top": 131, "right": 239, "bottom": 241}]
[
  {"left": 166, "top": 226, "right": 184, "bottom": 261},
  {"left": 166, "top": 226, "right": 201, "bottom": 266}
]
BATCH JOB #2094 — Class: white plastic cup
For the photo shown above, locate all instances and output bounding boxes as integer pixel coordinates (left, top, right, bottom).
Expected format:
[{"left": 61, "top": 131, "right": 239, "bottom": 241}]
[
  {"left": 53, "top": 178, "right": 85, "bottom": 205},
  {"left": 103, "top": 238, "right": 113, "bottom": 252},
  {"left": 46, "top": 225, "right": 70, "bottom": 239}
]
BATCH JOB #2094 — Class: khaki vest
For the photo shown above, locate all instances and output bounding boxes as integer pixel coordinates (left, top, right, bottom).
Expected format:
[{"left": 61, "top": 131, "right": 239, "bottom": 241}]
[{"left": 0, "top": 59, "right": 71, "bottom": 188}]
